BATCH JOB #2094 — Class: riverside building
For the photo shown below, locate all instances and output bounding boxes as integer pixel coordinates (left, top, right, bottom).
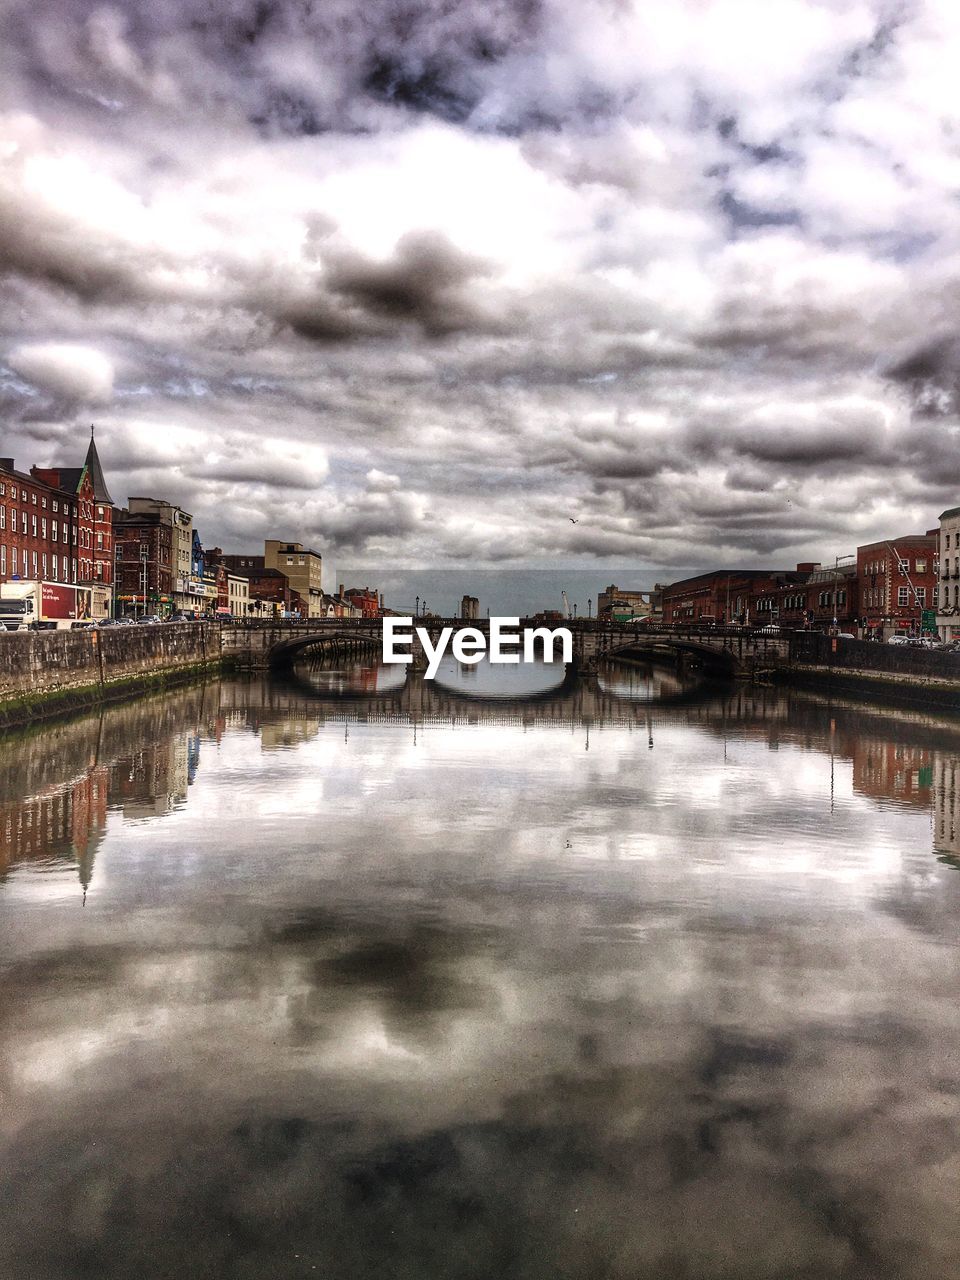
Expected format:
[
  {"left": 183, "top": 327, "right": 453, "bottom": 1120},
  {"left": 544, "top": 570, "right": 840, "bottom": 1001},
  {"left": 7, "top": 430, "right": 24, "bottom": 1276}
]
[
  {"left": 0, "top": 430, "right": 115, "bottom": 619},
  {"left": 936, "top": 508, "right": 960, "bottom": 641}
]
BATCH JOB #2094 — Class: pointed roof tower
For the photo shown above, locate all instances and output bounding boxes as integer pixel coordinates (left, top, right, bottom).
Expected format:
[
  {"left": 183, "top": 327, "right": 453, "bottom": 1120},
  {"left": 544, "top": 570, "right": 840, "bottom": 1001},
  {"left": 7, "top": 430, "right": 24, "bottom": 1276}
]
[{"left": 83, "top": 424, "right": 114, "bottom": 506}]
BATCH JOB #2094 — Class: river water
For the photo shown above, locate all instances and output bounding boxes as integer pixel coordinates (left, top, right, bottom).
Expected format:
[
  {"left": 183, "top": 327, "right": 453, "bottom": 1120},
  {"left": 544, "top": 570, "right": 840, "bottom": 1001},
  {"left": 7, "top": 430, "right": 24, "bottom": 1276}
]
[{"left": 1, "top": 659, "right": 960, "bottom": 1279}]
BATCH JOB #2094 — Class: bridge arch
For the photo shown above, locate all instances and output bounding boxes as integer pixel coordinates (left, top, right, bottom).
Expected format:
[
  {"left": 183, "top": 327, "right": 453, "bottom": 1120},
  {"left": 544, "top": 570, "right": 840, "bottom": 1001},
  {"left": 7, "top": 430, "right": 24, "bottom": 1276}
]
[
  {"left": 598, "top": 636, "right": 739, "bottom": 677},
  {"left": 267, "top": 629, "right": 381, "bottom": 670}
]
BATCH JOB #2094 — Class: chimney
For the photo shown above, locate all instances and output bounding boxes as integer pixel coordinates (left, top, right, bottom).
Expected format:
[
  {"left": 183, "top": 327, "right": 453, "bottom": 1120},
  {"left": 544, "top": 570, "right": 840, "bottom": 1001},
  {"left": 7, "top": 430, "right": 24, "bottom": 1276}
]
[{"left": 339, "top": 582, "right": 344, "bottom": 598}]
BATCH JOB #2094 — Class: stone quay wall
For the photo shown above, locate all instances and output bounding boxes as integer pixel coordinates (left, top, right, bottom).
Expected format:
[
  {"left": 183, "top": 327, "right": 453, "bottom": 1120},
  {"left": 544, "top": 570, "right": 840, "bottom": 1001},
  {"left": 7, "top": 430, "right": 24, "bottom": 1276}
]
[
  {"left": 0, "top": 623, "right": 217, "bottom": 724},
  {"left": 782, "top": 631, "right": 960, "bottom": 708},
  {"left": 789, "top": 632, "right": 960, "bottom": 680}
]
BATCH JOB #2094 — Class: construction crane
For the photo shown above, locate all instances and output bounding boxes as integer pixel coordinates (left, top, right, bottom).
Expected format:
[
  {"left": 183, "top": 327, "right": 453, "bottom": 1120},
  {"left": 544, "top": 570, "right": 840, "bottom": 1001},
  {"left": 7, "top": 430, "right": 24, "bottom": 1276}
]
[{"left": 561, "top": 590, "right": 572, "bottom": 620}]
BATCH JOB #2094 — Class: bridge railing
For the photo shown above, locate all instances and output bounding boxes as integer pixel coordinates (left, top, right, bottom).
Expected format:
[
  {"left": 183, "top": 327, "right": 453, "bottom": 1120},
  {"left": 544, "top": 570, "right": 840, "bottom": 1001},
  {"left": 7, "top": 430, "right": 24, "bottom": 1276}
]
[{"left": 221, "top": 616, "right": 805, "bottom": 637}]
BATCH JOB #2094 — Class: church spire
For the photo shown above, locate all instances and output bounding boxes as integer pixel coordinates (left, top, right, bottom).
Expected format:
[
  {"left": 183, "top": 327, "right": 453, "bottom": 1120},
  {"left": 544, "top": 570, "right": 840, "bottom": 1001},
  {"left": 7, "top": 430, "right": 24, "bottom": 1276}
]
[{"left": 82, "top": 426, "right": 113, "bottom": 505}]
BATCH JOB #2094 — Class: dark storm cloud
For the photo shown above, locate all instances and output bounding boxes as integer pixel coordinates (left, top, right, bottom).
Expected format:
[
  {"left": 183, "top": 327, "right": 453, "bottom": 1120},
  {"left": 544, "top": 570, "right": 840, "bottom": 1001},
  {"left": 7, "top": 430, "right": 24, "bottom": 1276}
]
[
  {"left": 1, "top": 0, "right": 547, "bottom": 133},
  {"left": 192, "top": 457, "right": 319, "bottom": 489},
  {"left": 0, "top": 187, "right": 148, "bottom": 304},
  {"left": 323, "top": 232, "right": 498, "bottom": 336},
  {"left": 886, "top": 336, "right": 960, "bottom": 416},
  {"left": 305, "top": 486, "right": 424, "bottom": 552}
]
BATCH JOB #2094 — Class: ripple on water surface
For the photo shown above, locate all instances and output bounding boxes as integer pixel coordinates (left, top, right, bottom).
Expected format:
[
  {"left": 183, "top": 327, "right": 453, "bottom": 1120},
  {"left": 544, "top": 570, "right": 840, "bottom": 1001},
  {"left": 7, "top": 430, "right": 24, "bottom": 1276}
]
[{"left": 0, "top": 665, "right": 959, "bottom": 1278}]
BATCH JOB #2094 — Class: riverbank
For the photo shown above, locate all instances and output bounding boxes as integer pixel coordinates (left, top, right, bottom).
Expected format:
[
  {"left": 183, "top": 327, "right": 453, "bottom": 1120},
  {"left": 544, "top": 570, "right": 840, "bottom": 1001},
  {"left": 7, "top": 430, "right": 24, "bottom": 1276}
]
[
  {"left": 777, "top": 662, "right": 960, "bottom": 711},
  {"left": 0, "top": 624, "right": 220, "bottom": 729}
]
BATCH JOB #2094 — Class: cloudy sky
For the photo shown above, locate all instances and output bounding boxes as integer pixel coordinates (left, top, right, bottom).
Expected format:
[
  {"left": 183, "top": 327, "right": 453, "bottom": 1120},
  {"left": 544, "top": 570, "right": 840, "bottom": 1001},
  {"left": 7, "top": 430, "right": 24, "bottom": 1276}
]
[{"left": 1, "top": 0, "right": 959, "bottom": 570}]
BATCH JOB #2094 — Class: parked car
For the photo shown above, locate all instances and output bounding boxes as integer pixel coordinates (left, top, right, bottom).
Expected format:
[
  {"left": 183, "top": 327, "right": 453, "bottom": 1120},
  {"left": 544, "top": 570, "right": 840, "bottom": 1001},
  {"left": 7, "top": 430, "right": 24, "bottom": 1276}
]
[
  {"left": 136, "top": 615, "right": 161, "bottom": 625},
  {"left": 70, "top": 620, "right": 97, "bottom": 629},
  {"left": 835, "top": 632, "right": 856, "bottom": 639},
  {"left": 886, "top": 635, "right": 913, "bottom": 645},
  {"left": 97, "top": 618, "right": 118, "bottom": 627}
]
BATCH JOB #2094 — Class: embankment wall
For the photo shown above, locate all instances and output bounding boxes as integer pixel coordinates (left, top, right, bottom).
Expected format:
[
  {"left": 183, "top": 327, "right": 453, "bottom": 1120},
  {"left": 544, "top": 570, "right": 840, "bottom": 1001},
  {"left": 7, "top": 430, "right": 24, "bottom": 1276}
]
[{"left": 0, "top": 623, "right": 217, "bottom": 725}]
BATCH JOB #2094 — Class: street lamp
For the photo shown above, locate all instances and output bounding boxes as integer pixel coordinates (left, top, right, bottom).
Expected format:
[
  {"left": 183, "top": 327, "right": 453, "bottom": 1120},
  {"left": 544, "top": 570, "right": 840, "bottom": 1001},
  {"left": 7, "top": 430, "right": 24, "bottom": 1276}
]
[
  {"left": 113, "top": 542, "right": 122, "bottom": 619},
  {"left": 139, "top": 544, "right": 149, "bottom": 619},
  {"left": 832, "top": 554, "right": 855, "bottom": 634}
]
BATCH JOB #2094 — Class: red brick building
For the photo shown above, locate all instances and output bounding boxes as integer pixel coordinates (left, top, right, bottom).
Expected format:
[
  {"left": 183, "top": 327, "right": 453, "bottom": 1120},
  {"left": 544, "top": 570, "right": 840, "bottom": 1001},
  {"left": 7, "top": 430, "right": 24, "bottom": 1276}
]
[
  {"left": 31, "top": 429, "right": 115, "bottom": 611},
  {"left": 661, "top": 562, "right": 867, "bottom": 632},
  {"left": 342, "top": 585, "right": 381, "bottom": 618},
  {"left": 114, "top": 511, "right": 175, "bottom": 615},
  {"left": 0, "top": 461, "right": 76, "bottom": 586},
  {"left": 761, "top": 564, "right": 860, "bottom": 631},
  {"left": 221, "top": 554, "right": 264, "bottom": 573},
  {"left": 242, "top": 567, "right": 304, "bottom": 617},
  {"left": 661, "top": 567, "right": 814, "bottom": 625},
  {"left": 0, "top": 430, "right": 114, "bottom": 617},
  {"left": 857, "top": 533, "right": 939, "bottom": 637}
]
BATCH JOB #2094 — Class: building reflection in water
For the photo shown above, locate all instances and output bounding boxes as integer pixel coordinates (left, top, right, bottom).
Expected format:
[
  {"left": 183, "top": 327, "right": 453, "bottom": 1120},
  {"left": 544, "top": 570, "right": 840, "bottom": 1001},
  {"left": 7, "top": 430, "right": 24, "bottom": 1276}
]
[
  {"left": 935, "top": 754, "right": 960, "bottom": 861},
  {"left": 0, "top": 768, "right": 108, "bottom": 894},
  {"left": 0, "top": 685, "right": 214, "bottom": 892},
  {"left": 4, "top": 663, "right": 960, "bottom": 1277},
  {"left": 3, "top": 664, "right": 960, "bottom": 895}
]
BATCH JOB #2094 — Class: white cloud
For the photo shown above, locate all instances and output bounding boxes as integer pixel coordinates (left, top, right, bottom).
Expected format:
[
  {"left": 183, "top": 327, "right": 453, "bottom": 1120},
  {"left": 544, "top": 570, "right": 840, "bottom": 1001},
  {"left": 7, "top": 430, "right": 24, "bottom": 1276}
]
[
  {"left": 6, "top": 341, "right": 114, "bottom": 402},
  {"left": 1, "top": 0, "right": 959, "bottom": 565}
]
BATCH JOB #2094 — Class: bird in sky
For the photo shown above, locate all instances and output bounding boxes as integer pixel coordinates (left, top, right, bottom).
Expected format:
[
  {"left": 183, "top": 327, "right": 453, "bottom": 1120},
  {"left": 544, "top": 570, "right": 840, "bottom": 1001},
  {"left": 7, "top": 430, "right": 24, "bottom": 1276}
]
[{"left": 569, "top": 517, "right": 579, "bottom": 524}]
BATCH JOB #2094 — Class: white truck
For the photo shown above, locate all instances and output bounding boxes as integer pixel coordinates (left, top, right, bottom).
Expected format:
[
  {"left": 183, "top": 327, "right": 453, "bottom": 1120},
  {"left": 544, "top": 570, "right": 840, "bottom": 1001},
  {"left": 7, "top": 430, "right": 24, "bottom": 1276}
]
[{"left": 0, "top": 580, "right": 92, "bottom": 631}]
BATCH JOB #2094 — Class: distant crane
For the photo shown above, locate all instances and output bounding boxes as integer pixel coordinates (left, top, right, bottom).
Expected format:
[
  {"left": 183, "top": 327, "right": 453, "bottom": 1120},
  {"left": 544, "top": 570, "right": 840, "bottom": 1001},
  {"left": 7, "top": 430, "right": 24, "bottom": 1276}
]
[{"left": 561, "top": 590, "right": 572, "bottom": 620}]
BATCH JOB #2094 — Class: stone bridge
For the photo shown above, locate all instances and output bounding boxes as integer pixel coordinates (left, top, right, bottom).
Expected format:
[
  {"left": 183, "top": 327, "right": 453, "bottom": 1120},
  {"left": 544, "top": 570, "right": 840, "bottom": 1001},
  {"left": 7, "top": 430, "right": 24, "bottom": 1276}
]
[
  {"left": 588, "top": 623, "right": 791, "bottom": 677},
  {"left": 219, "top": 618, "right": 791, "bottom": 679},
  {"left": 220, "top": 621, "right": 382, "bottom": 670}
]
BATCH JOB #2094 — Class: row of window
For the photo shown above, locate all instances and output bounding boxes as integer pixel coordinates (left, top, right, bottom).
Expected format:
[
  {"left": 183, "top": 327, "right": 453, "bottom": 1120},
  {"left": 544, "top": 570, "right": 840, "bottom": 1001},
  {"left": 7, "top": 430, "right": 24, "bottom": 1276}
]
[
  {"left": 1, "top": 509, "right": 72, "bottom": 541},
  {"left": 0, "top": 508, "right": 110, "bottom": 546},
  {"left": 0, "top": 547, "right": 75, "bottom": 581},
  {"left": 863, "top": 558, "right": 930, "bottom": 576},
  {"left": 0, "top": 483, "right": 77, "bottom": 517},
  {"left": 0, "top": 508, "right": 109, "bottom": 546},
  {"left": 756, "top": 590, "right": 849, "bottom": 611},
  {"left": 862, "top": 587, "right": 928, "bottom": 607}
]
